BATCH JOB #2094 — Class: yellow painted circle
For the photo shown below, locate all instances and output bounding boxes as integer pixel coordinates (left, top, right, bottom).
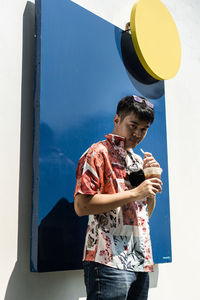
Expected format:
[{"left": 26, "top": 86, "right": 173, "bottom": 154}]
[{"left": 130, "top": 0, "right": 181, "bottom": 80}]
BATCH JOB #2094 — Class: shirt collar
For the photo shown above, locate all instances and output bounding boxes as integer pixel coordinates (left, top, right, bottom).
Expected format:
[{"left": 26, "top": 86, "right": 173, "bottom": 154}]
[
  {"left": 105, "top": 133, "right": 126, "bottom": 148},
  {"left": 105, "top": 134, "right": 138, "bottom": 164}
]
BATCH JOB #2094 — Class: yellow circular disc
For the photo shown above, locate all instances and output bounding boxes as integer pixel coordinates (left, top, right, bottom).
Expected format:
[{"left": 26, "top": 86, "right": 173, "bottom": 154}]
[{"left": 130, "top": 0, "right": 181, "bottom": 80}]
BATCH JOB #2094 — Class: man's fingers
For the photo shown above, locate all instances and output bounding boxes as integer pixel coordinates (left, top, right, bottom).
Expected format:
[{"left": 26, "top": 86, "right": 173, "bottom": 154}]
[
  {"left": 143, "top": 152, "right": 153, "bottom": 157},
  {"left": 144, "top": 157, "right": 160, "bottom": 165},
  {"left": 149, "top": 177, "right": 162, "bottom": 183},
  {"left": 143, "top": 158, "right": 154, "bottom": 164},
  {"left": 152, "top": 183, "right": 162, "bottom": 192},
  {"left": 144, "top": 156, "right": 155, "bottom": 162}
]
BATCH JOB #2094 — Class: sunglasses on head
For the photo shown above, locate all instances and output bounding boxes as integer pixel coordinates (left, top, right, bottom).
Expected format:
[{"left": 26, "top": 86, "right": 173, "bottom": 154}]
[{"left": 132, "top": 95, "right": 154, "bottom": 109}]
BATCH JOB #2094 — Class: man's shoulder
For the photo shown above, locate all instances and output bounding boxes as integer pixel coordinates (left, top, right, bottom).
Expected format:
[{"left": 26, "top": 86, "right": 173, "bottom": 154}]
[
  {"left": 90, "top": 139, "right": 109, "bottom": 152},
  {"left": 80, "top": 139, "right": 109, "bottom": 159}
]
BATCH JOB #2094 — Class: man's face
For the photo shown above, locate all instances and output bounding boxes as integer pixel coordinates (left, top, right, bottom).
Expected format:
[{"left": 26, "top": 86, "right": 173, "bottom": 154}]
[{"left": 113, "top": 112, "right": 150, "bottom": 150}]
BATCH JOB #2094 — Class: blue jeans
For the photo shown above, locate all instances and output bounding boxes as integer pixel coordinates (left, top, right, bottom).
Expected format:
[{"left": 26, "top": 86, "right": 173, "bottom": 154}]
[{"left": 83, "top": 261, "right": 149, "bottom": 300}]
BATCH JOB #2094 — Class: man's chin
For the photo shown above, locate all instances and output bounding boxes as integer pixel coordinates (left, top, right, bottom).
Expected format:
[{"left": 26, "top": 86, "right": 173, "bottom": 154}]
[{"left": 126, "top": 141, "right": 139, "bottom": 149}]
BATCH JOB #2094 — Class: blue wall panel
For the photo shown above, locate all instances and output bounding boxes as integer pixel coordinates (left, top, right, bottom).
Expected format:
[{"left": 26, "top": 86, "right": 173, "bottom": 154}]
[{"left": 31, "top": 0, "right": 172, "bottom": 271}]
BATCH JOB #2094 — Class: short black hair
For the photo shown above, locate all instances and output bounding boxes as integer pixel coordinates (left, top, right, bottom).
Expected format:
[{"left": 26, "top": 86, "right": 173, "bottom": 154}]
[{"left": 116, "top": 95, "right": 154, "bottom": 124}]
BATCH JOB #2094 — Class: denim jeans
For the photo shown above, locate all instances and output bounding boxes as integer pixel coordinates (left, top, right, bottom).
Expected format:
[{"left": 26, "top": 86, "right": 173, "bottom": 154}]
[{"left": 83, "top": 261, "right": 149, "bottom": 300}]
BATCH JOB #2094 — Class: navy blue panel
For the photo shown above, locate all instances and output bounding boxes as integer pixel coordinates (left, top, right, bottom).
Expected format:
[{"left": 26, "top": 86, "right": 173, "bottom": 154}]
[{"left": 31, "top": 0, "right": 172, "bottom": 271}]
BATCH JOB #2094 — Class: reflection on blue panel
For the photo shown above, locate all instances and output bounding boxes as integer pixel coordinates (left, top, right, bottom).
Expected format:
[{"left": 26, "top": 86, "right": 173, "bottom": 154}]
[{"left": 31, "top": 0, "right": 172, "bottom": 271}]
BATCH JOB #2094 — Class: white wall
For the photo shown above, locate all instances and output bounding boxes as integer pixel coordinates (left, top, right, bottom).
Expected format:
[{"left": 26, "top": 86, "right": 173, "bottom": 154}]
[{"left": 1, "top": 0, "right": 200, "bottom": 299}]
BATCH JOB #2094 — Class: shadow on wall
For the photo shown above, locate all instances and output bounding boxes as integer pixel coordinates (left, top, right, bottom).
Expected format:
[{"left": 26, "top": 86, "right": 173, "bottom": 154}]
[
  {"left": 38, "top": 198, "right": 87, "bottom": 272},
  {"left": 4, "top": 2, "right": 85, "bottom": 300},
  {"left": 4, "top": 2, "right": 158, "bottom": 299}
]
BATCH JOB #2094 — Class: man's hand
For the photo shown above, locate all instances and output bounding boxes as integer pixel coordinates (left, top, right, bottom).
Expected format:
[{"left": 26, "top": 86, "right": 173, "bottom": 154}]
[
  {"left": 143, "top": 152, "right": 160, "bottom": 168},
  {"left": 133, "top": 178, "right": 162, "bottom": 201},
  {"left": 141, "top": 151, "right": 162, "bottom": 217}
]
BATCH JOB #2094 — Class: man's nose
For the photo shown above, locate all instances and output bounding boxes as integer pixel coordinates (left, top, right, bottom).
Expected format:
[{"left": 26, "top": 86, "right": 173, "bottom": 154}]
[{"left": 133, "top": 129, "right": 141, "bottom": 138}]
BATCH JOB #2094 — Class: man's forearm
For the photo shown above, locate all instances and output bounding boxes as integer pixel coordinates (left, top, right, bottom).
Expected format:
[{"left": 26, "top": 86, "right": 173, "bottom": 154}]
[
  {"left": 147, "top": 197, "right": 156, "bottom": 218},
  {"left": 75, "top": 190, "right": 135, "bottom": 216},
  {"left": 75, "top": 178, "right": 162, "bottom": 216}
]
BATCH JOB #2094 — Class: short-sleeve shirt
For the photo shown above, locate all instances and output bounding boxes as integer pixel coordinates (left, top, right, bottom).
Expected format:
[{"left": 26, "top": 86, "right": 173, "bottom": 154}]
[{"left": 74, "top": 134, "right": 154, "bottom": 272}]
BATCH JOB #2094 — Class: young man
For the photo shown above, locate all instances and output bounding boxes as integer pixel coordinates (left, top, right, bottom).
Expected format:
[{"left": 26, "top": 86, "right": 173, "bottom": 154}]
[{"left": 74, "top": 95, "right": 162, "bottom": 300}]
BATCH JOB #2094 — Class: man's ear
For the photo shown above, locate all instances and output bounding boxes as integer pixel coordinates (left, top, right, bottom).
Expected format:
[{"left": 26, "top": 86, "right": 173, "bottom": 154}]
[{"left": 113, "top": 114, "right": 120, "bottom": 125}]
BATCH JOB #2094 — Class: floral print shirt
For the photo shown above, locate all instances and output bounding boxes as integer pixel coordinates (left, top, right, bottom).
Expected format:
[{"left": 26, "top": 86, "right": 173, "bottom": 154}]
[{"left": 74, "top": 134, "right": 154, "bottom": 272}]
